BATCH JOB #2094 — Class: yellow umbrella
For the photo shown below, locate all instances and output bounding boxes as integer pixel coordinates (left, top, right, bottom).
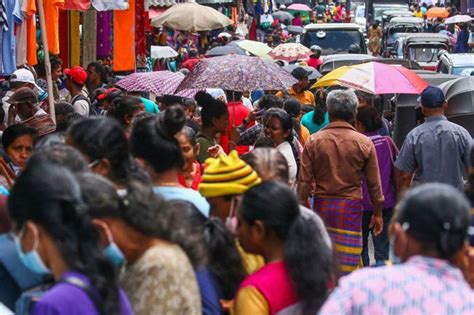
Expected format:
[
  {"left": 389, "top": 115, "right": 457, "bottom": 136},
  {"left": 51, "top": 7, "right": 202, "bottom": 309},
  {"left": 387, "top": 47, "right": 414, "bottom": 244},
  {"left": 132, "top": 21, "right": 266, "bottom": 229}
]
[{"left": 311, "top": 66, "right": 351, "bottom": 89}]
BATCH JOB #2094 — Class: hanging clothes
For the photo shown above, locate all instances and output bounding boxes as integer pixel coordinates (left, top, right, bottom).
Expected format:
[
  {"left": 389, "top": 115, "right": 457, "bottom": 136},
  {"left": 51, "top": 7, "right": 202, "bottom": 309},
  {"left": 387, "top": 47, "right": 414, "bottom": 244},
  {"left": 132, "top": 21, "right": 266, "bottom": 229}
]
[
  {"left": 25, "top": 0, "right": 36, "bottom": 65},
  {"left": 43, "top": 0, "right": 64, "bottom": 55},
  {"left": 82, "top": 10, "right": 96, "bottom": 67},
  {"left": 113, "top": 0, "right": 135, "bottom": 71},
  {"left": 135, "top": 0, "right": 146, "bottom": 69},
  {"left": 63, "top": 0, "right": 90, "bottom": 11},
  {"left": 69, "top": 11, "right": 80, "bottom": 66},
  {"left": 3, "top": 0, "right": 21, "bottom": 74},
  {"left": 15, "top": 0, "right": 27, "bottom": 67},
  {"left": 92, "top": 0, "right": 128, "bottom": 11},
  {"left": 58, "top": 10, "right": 69, "bottom": 66},
  {"left": 96, "top": 11, "right": 111, "bottom": 59}
]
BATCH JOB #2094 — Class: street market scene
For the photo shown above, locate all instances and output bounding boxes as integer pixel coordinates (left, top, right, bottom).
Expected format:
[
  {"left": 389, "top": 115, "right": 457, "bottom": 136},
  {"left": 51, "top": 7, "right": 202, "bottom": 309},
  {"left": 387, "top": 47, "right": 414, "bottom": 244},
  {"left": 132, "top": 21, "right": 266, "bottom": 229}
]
[{"left": 0, "top": 0, "right": 473, "bottom": 314}]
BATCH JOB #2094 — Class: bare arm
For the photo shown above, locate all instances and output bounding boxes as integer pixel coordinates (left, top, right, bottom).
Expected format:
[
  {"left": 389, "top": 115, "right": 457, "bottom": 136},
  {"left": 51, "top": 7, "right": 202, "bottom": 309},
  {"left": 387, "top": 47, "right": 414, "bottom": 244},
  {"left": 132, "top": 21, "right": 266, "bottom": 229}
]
[{"left": 297, "top": 143, "right": 314, "bottom": 205}]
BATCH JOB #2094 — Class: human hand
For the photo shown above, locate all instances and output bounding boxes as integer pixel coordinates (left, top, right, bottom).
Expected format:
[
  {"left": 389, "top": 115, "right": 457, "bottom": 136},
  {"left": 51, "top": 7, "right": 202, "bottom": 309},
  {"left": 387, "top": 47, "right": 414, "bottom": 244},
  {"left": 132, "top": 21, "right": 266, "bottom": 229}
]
[
  {"left": 208, "top": 145, "right": 225, "bottom": 159},
  {"left": 369, "top": 214, "right": 383, "bottom": 236},
  {"left": 229, "top": 127, "right": 240, "bottom": 144}
]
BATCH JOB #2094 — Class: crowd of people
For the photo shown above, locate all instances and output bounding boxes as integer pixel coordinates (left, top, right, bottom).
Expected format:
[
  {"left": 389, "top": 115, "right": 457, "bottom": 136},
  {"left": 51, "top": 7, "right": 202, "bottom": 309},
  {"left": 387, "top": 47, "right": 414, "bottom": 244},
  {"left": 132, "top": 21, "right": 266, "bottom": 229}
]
[{"left": 0, "top": 45, "right": 471, "bottom": 314}]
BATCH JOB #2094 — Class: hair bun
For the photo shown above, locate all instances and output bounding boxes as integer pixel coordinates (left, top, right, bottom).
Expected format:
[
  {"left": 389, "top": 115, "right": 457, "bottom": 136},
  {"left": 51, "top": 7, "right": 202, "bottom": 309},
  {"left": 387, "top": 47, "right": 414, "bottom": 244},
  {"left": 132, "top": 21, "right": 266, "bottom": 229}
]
[
  {"left": 157, "top": 105, "right": 186, "bottom": 139},
  {"left": 195, "top": 91, "right": 215, "bottom": 108}
]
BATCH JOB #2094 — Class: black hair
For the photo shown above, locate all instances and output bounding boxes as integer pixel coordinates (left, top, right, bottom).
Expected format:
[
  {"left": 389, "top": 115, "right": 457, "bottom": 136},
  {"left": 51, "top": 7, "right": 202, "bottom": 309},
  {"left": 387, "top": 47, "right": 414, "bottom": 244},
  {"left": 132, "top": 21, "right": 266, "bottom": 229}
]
[
  {"left": 312, "top": 89, "right": 327, "bottom": 125},
  {"left": 225, "top": 90, "right": 243, "bottom": 102},
  {"left": 195, "top": 92, "right": 228, "bottom": 129},
  {"left": 54, "top": 102, "right": 74, "bottom": 117},
  {"left": 257, "top": 94, "right": 284, "bottom": 110},
  {"left": 178, "top": 126, "right": 197, "bottom": 147},
  {"left": 130, "top": 106, "right": 186, "bottom": 174},
  {"left": 240, "top": 181, "right": 332, "bottom": 313},
  {"left": 283, "top": 99, "right": 302, "bottom": 137},
  {"left": 397, "top": 183, "right": 470, "bottom": 260},
  {"left": 188, "top": 50, "right": 198, "bottom": 58},
  {"left": 28, "top": 144, "right": 88, "bottom": 173},
  {"left": 56, "top": 112, "right": 84, "bottom": 133},
  {"left": 8, "top": 162, "right": 120, "bottom": 315},
  {"left": 87, "top": 62, "right": 109, "bottom": 85},
  {"left": 356, "top": 106, "right": 383, "bottom": 132},
  {"left": 35, "top": 55, "right": 62, "bottom": 78},
  {"left": 67, "top": 117, "right": 137, "bottom": 186},
  {"left": 2, "top": 124, "right": 36, "bottom": 150},
  {"left": 107, "top": 95, "right": 143, "bottom": 127},
  {"left": 467, "top": 145, "right": 474, "bottom": 207}
]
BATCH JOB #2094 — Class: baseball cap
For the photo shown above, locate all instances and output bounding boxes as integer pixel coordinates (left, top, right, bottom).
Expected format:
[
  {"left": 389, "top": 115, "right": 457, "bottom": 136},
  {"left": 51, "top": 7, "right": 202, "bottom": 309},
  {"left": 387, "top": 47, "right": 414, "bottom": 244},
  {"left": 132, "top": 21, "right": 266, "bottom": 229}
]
[
  {"left": 291, "top": 67, "right": 312, "bottom": 80},
  {"left": 10, "top": 68, "right": 41, "bottom": 90},
  {"left": 64, "top": 66, "right": 88, "bottom": 85},
  {"left": 97, "top": 88, "right": 123, "bottom": 101},
  {"left": 8, "top": 87, "right": 38, "bottom": 105},
  {"left": 420, "top": 86, "right": 445, "bottom": 108}
]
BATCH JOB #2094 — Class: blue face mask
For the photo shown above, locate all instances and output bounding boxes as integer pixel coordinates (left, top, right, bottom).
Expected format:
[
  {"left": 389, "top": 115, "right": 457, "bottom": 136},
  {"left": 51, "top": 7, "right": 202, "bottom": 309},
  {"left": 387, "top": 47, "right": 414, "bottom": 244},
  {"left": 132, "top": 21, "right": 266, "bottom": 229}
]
[
  {"left": 14, "top": 226, "right": 52, "bottom": 276},
  {"left": 104, "top": 242, "right": 126, "bottom": 267}
]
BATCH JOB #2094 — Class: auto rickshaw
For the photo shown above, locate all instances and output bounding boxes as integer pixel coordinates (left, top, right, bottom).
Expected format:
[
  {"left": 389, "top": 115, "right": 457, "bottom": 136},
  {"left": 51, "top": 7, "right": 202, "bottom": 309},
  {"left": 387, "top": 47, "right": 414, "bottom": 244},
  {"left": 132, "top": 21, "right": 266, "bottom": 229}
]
[{"left": 382, "top": 17, "right": 423, "bottom": 56}]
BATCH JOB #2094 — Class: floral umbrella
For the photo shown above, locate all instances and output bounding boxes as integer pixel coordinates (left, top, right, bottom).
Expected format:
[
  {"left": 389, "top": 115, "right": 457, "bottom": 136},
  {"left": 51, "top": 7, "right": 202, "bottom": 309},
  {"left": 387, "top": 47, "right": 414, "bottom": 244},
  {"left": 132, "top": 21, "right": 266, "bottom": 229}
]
[
  {"left": 269, "top": 43, "right": 311, "bottom": 62},
  {"left": 176, "top": 55, "right": 297, "bottom": 92},
  {"left": 312, "top": 62, "right": 428, "bottom": 95},
  {"left": 116, "top": 71, "right": 196, "bottom": 97}
]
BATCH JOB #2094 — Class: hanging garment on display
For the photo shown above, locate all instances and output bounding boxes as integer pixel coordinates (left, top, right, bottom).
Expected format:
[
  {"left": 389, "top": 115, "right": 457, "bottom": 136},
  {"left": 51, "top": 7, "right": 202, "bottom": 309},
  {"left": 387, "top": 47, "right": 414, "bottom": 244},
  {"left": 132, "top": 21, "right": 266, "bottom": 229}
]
[
  {"left": 70, "top": 11, "right": 80, "bottom": 66},
  {"left": 15, "top": 0, "right": 27, "bottom": 66},
  {"left": 44, "top": 0, "right": 64, "bottom": 54},
  {"left": 3, "top": 0, "right": 21, "bottom": 74},
  {"left": 92, "top": 0, "right": 128, "bottom": 11},
  {"left": 63, "top": 0, "right": 90, "bottom": 11},
  {"left": 96, "top": 11, "right": 111, "bottom": 59},
  {"left": 135, "top": 0, "right": 146, "bottom": 69},
  {"left": 82, "top": 9, "right": 96, "bottom": 67},
  {"left": 113, "top": 0, "right": 135, "bottom": 71},
  {"left": 58, "top": 10, "right": 69, "bottom": 66},
  {"left": 25, "top": 0, "right": 36, "bottom": 65}
]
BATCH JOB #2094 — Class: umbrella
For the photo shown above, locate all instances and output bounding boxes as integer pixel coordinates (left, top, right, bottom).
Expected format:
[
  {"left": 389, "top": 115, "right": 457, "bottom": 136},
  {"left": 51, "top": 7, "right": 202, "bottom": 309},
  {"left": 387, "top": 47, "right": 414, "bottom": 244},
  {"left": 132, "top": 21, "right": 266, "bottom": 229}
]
[
  {"left": 116, "top": 71, "right": 196, "bottom": 97},
  {"left": 151, "top": 1, "right": 232, "bottom": 32},
  {"left": 176, "top": 55, "right": 298, "bottom": 92},
  {"left": 312, "top": 62, "right": 428, "bottom": 95},
  {"left": 269, "top": 43, "right": 311, "bottom": 62},
  {"left": 272, "top": 10, "right": 293, "bottom": 22},
  {"left": 283, "top": 64, "right": 322, "bottom": 80},
  {"left": 150, "top": 46, "right": 178, "bottom": 59},
  {"left": 287, "top": 25, "right": 304, "bottom": 34},
  {"left": 439, "top": 76, "right": 474, "bottom": 113},
  {"left": 287, "top": 3, "right": 312, "bottom": 11},
  {"left": 444, "top": 15, "right": 473, "bottom": 24},
  {"left": 426, "top": 7, "right": 449, "bottom": 19},
  {"left": 206, "top": 46, "right": 247, "bottom": 57},
  {"left": 237, "top": 40, "right": 272, "bottom": 57}
]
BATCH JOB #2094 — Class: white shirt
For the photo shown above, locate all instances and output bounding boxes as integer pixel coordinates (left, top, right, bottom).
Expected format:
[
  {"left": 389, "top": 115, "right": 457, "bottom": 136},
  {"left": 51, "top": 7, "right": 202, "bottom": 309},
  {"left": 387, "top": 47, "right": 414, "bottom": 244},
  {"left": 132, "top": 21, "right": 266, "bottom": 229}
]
[
  {"left": 241, "top": 97, "right": 253, "bottom": 110},
  {"left": 276, "top": 141, "right": 297, "bottom": 183},
  {"left": 71, "top": 94, "right": 90, "bottom": 117}
]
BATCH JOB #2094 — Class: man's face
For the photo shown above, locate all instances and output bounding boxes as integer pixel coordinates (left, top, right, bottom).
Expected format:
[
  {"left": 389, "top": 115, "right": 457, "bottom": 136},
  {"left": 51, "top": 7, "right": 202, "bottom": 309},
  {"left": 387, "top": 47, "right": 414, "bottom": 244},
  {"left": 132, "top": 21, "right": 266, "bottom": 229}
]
[
  {"left": 298, "top": 77, "right": 309, "bottom": 90},
  {"left": 52, "top": 67, "right": 62, "bottom": 81},
  {"left": 87, "top": 66, "right": 99, "bottom": 83}
]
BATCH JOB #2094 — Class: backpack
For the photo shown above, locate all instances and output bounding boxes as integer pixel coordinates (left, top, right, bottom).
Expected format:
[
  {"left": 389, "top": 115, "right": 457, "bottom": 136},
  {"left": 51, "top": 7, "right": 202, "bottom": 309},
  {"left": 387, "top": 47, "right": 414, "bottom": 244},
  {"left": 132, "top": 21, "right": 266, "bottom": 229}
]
[{"left": 71, "top": 94, "right": 95, "bottom": 116}]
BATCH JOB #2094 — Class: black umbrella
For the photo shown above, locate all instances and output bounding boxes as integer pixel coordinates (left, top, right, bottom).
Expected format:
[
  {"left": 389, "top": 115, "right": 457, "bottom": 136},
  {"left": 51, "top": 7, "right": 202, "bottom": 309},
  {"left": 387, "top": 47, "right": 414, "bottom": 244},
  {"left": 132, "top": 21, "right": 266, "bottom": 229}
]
[
  {"left": 272, "top": 11, "right": 293, "bottom": 22},
  {"left": 206, "top": 45, "right": 247, "bottom": 57},
  {"left": 283, "top": 64, "right": 322, "bottom": 81}
]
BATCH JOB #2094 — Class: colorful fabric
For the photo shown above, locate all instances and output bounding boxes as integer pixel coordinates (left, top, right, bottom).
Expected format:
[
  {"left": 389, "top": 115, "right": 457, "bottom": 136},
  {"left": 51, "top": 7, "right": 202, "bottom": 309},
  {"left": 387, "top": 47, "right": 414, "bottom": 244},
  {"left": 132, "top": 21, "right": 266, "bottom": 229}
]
[
  {"left": 115, "top": 71, "right": 186, "bottom": 96},
  {"left": 301, "top": 111, "right": 329, "bottom": 134},
  {"left": 2, "top": 0, "right": 21, "bottom": 74},
  {"left": 135, "top": 0, "right": 147, "bottom": 69},
  {"left": 96, "top": 11, "right": 112, "bottom": 59},
  {"left": 113, "top": 0, "right": 135, "bottom": 71},
  {"left": 44, "top": 0, "right": 64, "bottom": 55},
  {"left": 320, "top": 255, "right": 474, "bottom": 314},
  {"left": 92, "top": 0, "right": 128, "bottom": 11},
  {"left": 58, "top": 10, "right": 69, "bottom": 67},
  {"left": 81, "top": 10, "right": 97, "bottom": 67},
  {"left": 21, "top": 113, "right": 56, "bottom": 137},
  {"left": 63, "top": 0, "right": 90, "bottom": 11},
  {"left": 236, "top": 261, "right": 299, "bottom": 315},
  {"left": 314, "top": 197, "right": 363, "bottom": 274},
  {"left": 178, "top": 162, "right": 202, "bottom": 191},
  {"left": 69, "top": 11, "right": 81, "bottom": 66},
  {"left": 199, "top": 151, "right": 261, "bottom": 198},
  {"left": 269, "top": 43, "right": 311, "bottom": 63},
  {"left": 25, "top": 0, "right": 37, "bottom": 66},
  {"left": 220, "top": 101, "right": 251, "bottom": 155}
]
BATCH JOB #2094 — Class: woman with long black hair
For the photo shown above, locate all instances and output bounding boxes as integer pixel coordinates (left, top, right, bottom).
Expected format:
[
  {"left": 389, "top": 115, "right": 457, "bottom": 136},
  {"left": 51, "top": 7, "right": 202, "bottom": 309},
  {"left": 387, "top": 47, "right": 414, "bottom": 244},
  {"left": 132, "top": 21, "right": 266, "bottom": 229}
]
[
  {"left": 301, "top": 89, "right": 329, "bottom": 134},
  {"left": 233, "top": 181, "right": 332, "bottom": 314},
  {"left": 8, "top": 161, "right": 132, "bottom": 315}
]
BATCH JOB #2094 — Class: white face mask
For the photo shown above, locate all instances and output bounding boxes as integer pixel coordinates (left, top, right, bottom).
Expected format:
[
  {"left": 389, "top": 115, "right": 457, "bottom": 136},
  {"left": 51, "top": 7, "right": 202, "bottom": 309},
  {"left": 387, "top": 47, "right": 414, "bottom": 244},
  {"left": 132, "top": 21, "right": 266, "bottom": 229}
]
[{"left": 225, "top": 197, "right": 239, "bottom": 235}]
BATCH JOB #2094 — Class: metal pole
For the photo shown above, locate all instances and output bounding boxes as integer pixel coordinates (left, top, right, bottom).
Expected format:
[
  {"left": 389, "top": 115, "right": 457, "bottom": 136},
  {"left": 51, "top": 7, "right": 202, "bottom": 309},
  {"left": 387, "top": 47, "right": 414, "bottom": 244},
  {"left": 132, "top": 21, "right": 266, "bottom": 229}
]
[{"left": 37, "top": 0, "right": 56, "bottom": 124}]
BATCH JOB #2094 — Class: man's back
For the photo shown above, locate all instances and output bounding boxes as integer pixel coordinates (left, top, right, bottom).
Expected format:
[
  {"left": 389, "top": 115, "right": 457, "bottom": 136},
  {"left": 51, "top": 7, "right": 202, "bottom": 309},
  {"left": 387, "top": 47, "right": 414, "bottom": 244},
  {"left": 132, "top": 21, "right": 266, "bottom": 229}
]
[{"left": 395, "top": 116, "right": 471, "bottom": 190}]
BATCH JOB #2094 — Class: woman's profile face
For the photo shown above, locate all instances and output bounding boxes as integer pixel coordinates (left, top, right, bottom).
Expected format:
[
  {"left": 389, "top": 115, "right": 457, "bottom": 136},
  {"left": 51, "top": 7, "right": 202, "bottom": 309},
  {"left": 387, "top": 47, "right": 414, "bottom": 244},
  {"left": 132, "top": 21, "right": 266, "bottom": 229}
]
[
  {"left": 265, "top": 117, "right": 289, "bottom": 145},
  {"left": 6, "top": 134, "right": 34, "bottom": 169}
]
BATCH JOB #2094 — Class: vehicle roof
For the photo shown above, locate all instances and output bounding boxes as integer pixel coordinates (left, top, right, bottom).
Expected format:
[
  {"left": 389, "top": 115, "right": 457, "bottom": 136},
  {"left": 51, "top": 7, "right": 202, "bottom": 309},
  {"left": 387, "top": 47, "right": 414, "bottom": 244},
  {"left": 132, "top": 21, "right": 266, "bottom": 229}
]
[
  {"left": 403, "top": 33, "right": 450, "bottom": 43},
  {"left": 305, "top": 23, "right": 363, "bottom": 31},
  {"left": 383, "top": 10, "right": 413, "bottom": 16},
  {"left": 441, "top": 53, "right": 474, "bottom": 66},
  {"left": 388, "top": 17, "right": 424, "bottom": 24},
  {"left": 322, "top": 54, "right": 375, "bottom": 62}
]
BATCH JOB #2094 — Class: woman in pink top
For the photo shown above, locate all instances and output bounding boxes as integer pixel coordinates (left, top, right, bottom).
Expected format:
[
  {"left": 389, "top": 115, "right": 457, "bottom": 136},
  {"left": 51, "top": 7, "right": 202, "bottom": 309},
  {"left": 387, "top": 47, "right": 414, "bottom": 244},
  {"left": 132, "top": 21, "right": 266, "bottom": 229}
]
[{"left": 233, "top": 181, "right": 333, "bottom": 314}]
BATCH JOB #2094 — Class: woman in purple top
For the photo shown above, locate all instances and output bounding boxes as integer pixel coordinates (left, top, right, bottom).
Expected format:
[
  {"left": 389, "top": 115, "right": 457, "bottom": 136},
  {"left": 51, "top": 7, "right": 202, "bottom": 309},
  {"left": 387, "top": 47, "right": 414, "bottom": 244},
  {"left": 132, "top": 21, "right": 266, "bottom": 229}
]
[
  {"left": 355, "top": 106, "right": 398, "bottom": 266},
  {"left": 7, "top": 160, "right": 133, "bottom": 315}
]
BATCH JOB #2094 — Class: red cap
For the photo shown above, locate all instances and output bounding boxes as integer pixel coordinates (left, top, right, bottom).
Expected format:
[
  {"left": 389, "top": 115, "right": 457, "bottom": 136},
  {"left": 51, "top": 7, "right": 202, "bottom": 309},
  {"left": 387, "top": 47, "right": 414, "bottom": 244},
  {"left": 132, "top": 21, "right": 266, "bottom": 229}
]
[
  {"left": 64, "top": 66, "right": 88, "bottom": 85},
  {"left": 97, "top": 88, "right": 121, "bottom": 100}
]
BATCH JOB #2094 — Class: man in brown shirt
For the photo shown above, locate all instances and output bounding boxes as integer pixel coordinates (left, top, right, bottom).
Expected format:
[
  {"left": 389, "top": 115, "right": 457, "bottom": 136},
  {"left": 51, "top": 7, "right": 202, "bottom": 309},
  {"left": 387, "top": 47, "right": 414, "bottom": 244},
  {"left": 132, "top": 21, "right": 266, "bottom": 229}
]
[{"left": 297, "top": 89, "right": 384, "bottom": 274}]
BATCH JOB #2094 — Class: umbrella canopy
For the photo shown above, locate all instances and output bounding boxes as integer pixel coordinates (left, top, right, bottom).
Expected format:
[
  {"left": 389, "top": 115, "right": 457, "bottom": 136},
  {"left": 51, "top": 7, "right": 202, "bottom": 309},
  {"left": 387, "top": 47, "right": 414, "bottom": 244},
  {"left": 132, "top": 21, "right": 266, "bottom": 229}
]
[
  {"left": 150, "top": 46, "right": 178, "bottom": 59},
  {"left": 439, "top": 76, "right": 474, "bottom": 114},
  {"left": 269, "top": 43, "right": 311, "bottom": 62},
  {"left": 206, "top": 46, "right": 247, "bottom": 57},
  {"left": 272, "top": 10, "right": 293, "bottom": 22},
  {"left": 176, "top": 55, "right": 298, "bottom": 92},
  {"left": 312, "top": 62, "right": 428, "bottom": 94},
  {"left": 151, "top": 1, "right": 232, "bottom": 32},
  {"left": 426, "top": 7, "right": 449, "bottom": 18},
  {"left": 287, "top": 25, "right": 304, "bottom": 34},
  {"left": 444, "top": 15, "right": 473, "bottom": 24},
  {"left": 116, "top": 71, "right": 196, "bottom": 97},
  {"left": 237, "top": 40, "right": 272, "bottom": 57},
  {"left": 283, "top": 64, "right": 322, "bottom": 80},
  {"left": 287, "top": 3, "right": 312, "bottom": 11}
]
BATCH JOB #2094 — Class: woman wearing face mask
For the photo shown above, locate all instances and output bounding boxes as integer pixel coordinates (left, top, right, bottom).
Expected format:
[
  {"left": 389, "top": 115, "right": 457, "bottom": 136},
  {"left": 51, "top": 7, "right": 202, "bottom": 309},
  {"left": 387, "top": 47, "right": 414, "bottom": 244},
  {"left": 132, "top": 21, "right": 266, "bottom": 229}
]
[
  {"left": 76, "top": 173, "right": 202, "bottom": 315},
  {"left": 131, "top": 105, "right": 210, "bottom": 217},
  {"left": 320, "top": 183, "right": 474, "bottom": 314},
  {"left": 176, "top": 126, "right": 202, "bottom": 190},
  {"left": 233, "top": 181, "right": 332, "bottom": 314},
  {"left": 8, "top": 162, "right": 132, "bottom": 315}
]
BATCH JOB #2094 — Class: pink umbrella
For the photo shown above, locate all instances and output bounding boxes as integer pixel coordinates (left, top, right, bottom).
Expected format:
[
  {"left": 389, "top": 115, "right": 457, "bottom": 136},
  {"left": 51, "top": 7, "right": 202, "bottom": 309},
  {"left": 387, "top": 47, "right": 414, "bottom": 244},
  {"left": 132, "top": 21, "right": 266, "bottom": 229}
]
[
  {"left": 287, "top": 4, "right": 312, "bottom": 11},
  {"left": 115, "top": 71, "right": 196, "bottom": 97}
]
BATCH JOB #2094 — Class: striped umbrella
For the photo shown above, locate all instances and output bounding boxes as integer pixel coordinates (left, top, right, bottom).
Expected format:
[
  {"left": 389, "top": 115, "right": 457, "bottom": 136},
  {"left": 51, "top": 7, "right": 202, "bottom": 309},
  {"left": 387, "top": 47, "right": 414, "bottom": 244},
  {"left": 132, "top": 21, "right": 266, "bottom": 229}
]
[{"left": 269, "top": 43, "right": 311, "bottom": 62}]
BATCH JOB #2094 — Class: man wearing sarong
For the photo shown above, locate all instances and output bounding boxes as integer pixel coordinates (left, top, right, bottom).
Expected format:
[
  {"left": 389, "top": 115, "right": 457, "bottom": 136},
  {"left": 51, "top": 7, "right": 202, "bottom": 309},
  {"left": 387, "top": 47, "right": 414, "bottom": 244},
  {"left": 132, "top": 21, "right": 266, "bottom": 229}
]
[{"left": 298, "top": 89, "right": 384, "bottom": 274}]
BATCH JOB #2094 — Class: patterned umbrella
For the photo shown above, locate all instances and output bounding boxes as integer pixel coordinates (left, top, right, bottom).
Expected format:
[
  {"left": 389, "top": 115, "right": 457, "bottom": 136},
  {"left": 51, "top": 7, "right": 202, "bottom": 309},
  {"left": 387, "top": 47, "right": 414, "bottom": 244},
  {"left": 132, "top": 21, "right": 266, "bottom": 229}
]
[
  {"left": 176, "top": 55, "right": 297, "bottom": 92},
  {"left": 269, "top": 43, "right": 311, "bottom": 62},
  {"left": 116, "top": 71, "right": 196, "bottom": 97}
]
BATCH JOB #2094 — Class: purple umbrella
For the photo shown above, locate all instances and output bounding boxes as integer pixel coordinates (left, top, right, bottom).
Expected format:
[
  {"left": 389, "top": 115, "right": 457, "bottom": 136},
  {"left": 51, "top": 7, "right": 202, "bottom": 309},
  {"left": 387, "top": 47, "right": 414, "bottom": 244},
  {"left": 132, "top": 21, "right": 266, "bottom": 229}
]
[
  {"left": 116, "top": 71, "right": 196, "bottom": 97},
  {"left": 176, "top": 55, "right": 297, "bottom": 92}
]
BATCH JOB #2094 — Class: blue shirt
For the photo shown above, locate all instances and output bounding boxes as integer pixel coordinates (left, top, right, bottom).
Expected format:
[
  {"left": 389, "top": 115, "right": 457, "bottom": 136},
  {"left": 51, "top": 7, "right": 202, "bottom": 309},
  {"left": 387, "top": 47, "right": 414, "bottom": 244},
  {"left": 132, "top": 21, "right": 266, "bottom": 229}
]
[
  {"left": 395, "top": 115, "right": 472, "bottom": 190},
  {"left": 2, "top": 0, "right": 21, "bottom": 74},
  {"left": 195, "top": 268, "right": 221, "bottom": 315},
  {"left": 301, "top": 111, "right": 329, "bottom": 134},
  {"left": 140, "top": 97, "right": 160, "bottom": 114},
  {"left": 153, "top": 186, "right": 210, "bottom": 217}
]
